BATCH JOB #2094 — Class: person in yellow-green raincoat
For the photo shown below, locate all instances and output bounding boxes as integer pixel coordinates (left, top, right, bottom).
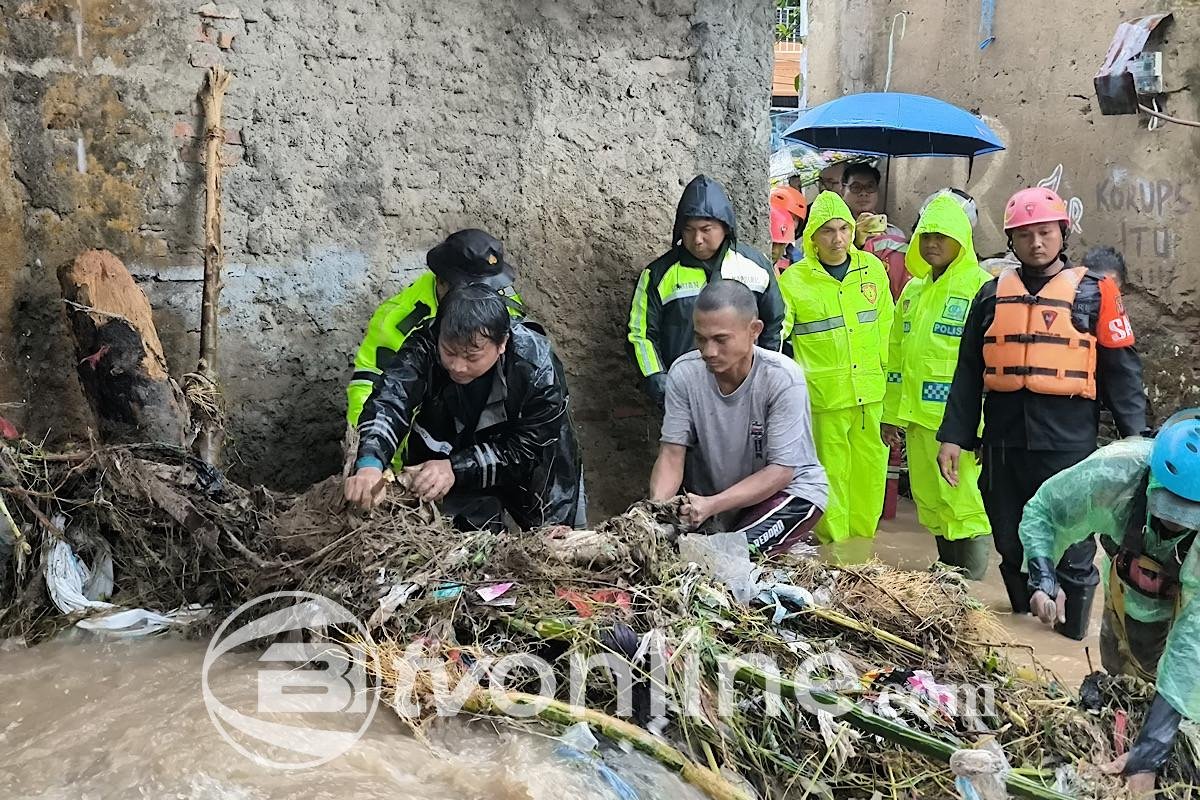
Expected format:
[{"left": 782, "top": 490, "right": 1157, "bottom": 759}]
[
  {"left": 881, "top": 194, "right": 992, "bottom": 579},
  {"left": 345, "top": 230, "right": 523, "bottom": 470},
  {"left": 779, "top": 191, "right": 894, "bottom": 548},
  {"left": 1019, "top": 410, "right": 1200, "bottom": 795}
]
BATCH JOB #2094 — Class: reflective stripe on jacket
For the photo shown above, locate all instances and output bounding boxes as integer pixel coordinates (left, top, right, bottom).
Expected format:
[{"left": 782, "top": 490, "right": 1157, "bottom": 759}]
[
  {"left": 627, "top": 175, "right": 786, "bottom": 379},
  {"left": 627, "top": 245, "right": 785, "bottom": 377},
  {"left": 779, "top": 191, "right": 894, "bottom": 413},
  {"left": 883, "top": 195, "right": 992, "bottom": 430},
  {"left": 347, "top": 271, "right": 523, "bottom": 428},
  {"left": 983, "top": 266, "right": 1097, "bottom": 399}
]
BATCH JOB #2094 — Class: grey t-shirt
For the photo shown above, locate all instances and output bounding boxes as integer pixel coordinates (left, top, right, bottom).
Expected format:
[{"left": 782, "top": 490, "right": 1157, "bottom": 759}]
[{"left": 661, "top": 348, "right": 829, "bottom": 515}]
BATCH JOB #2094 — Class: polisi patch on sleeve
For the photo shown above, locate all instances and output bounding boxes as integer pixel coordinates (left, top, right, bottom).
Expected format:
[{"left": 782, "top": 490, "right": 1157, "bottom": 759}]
[{"left": 720, "top": 252, "right": 770, "bottom": 293}]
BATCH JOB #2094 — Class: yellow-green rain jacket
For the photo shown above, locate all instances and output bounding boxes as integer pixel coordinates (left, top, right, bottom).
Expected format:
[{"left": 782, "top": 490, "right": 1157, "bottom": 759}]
[
  {"left": 883, "top": 195, "right": 992, "bottom": 430},
  {"left": 1020, "top": 438, "right": 1200, "bottom": 722},
  {"left": 779, "top": 191, "right": 894, "bottom": 412}
]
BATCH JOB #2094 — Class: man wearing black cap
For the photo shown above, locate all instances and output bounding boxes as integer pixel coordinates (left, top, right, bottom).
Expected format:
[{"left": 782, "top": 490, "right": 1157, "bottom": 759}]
[
  {"left": 346, "top": 230, "right": 524, "bottom": 465},
  {"left": 346, "top": 285, "right": 583, "bottom": 532}
]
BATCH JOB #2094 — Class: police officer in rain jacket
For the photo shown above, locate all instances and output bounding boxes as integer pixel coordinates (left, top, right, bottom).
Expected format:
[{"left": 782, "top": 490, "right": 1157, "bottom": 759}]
[
  {"left": 627, "top": 175, "right": 787, "bottom": 406},
  {"left": 347, "top": 285, "right": 583, "bottom": 531}
]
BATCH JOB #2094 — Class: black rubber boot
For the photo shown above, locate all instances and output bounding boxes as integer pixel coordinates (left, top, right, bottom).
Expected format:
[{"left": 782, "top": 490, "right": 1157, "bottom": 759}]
[
  {"left": 934, "top": 536, "right": 991, "bottom": 581},
  {"left": 1000, "top": 568, "right": 1031, "bottom": 614},
  {"left": 1054, "top": 582, "right": 1098, "bottom": 641}
]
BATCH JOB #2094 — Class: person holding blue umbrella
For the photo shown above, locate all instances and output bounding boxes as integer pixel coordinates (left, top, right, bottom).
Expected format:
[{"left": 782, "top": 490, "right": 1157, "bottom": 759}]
[{"left": 840, "top": 163, "right": 911, "bottom": 301}]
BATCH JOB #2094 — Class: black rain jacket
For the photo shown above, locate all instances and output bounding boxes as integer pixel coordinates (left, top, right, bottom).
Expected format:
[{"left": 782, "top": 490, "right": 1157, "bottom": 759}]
[
  {"left": 627, "top": 175, "right": 787, "bottom": 384},
  {"left": 356, "top": 320, "right": 582, "bottom": 528}
]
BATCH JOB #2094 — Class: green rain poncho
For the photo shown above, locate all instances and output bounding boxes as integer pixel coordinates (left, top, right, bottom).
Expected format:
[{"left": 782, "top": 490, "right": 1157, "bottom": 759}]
[{"left": 1019, "top": 438, "right": 1200, "bottom": 721}]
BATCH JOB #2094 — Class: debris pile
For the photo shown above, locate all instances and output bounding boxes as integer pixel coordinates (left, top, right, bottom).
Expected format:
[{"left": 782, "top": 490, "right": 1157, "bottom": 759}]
[{"left": 0, "top": 440, "right": 1195, "bottom": 798}]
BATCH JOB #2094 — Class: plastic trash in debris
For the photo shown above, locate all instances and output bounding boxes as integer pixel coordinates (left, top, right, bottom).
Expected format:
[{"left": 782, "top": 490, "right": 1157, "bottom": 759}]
[
  {"left": 554, "top": 724, "right": 640, "bottom": 800},
  {"left": 949, "top": 742, "right": 1011, "bottom": 800},
  {"left": 678, "top": 531, "right": 761, "bottom": 603},
  {"left": 75, "top": 605, "right": 209, "bottom": 637},
  {"left": 559, "top": 721, "right": 599, "bottom": 752},
  {"left": 431, "top": 583, "right": 464, "bottom": 600},
  {"left": 476, "top": 582, "right": 514, "bottom": 603},
  {"left": 754, "top": 581, "right": 816, "bottom": 624},
  {"left": 368, "top": 583, "right": 421, "bottom": 627},
  {"left": 906, "top": 670, "right": 958, "bottom": 714},
  {"left": 47, "top": 538, "right": 209, "bottom": 636},
  {"left": 1053, "top": 764, "right": 1080, "bottom": 795}
]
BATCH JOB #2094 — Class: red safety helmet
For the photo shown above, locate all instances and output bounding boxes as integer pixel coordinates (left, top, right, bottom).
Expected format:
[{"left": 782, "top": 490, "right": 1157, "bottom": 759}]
[
  {"left": 770, "top": 206, "right": 794, "bottom": 244},
  {"left": 1003, "top": 187, "right": 1070, "bottom": 231},
  {"left": 770, "top": 185, "right": 808, "bottom": 222}
]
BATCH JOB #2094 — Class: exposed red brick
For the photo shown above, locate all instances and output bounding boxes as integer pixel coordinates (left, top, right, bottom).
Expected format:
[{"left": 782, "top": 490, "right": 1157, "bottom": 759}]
[
  {"left": 612, "top": 405, "right": 648, "bottom": 419},
  {"left": 217, "top": 32, "right": 235, "bottom": 50}
]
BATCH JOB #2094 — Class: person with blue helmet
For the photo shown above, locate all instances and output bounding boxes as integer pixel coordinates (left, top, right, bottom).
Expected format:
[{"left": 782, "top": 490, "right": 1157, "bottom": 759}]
[{"left": 1017, "top": 408, "right": 1200, "bottom": 794}]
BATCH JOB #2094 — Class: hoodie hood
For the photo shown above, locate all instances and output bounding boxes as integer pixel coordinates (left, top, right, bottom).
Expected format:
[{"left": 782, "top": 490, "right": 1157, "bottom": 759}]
[
  {"left": 801, "top": 191, "right": 857, "bottom": 263},
  {"left": 905, "top": 194, "right": 978, "bottom": 280},
  {"left": 673, "top": 175, "right": 738, "bottom": 245}
]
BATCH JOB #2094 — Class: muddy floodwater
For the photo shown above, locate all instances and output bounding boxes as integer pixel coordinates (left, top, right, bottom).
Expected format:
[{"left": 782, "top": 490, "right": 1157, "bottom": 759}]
[
  {"left": 874, "top": 502, "right": 1102, "bottom": 688},
  {"left": 0, "top": 501, "right": 1098, "bottom": 799}
]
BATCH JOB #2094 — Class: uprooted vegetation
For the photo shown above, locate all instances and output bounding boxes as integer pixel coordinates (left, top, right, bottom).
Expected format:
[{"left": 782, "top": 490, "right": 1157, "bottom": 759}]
[{"left": 0, "top": 440, "right": 1196, "bottom": 799}]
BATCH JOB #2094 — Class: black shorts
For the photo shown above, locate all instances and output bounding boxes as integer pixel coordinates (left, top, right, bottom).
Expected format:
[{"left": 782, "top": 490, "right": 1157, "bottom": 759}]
[{"left": 733, "top": 492, "right": 823, "bottom": 556}]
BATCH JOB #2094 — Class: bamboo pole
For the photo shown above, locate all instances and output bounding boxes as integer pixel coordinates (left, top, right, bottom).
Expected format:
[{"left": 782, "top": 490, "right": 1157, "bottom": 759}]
[
  {"left": 194, "top": 65, "right": 232, "bottom": 466},
  {"left": 807, "top": 606, "right": 928, "bottom": 658},
  {"left": 733, "top": 663, "right": 1071, "bottom": 800}
]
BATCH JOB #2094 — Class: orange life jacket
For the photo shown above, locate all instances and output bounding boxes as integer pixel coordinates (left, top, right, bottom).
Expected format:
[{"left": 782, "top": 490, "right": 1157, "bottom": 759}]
[{"left": 982, "top": 266, "right": 1097, "bottom": 399}]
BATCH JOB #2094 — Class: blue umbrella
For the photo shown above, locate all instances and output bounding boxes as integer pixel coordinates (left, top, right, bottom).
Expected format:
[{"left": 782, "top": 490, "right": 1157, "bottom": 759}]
[{"left": 783, "top": 92, "right": 1004, "bottom": 158}]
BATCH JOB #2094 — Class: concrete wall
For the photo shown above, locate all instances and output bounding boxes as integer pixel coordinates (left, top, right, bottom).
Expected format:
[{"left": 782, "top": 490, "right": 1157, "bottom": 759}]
[
  {"left": 807, "top": 0, "right": 1200, "bottom": 417},
  {"left": 0, "top": 0, "right": 773, "bottom": 515}
]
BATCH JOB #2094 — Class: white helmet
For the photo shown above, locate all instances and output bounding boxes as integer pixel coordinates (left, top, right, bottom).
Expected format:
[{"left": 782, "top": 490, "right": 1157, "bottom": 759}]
[{"left": 919, "top": 188, "right": 978, "bottom": 228}]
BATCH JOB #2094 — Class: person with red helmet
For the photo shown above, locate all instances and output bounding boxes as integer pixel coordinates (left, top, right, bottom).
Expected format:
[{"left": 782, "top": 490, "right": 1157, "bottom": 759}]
[
  {"left": 769, "top": 186, "right": 808, "bottom": 273},
  {"left": 937, "top": 187, "right": 1148, "bottom": 638}
]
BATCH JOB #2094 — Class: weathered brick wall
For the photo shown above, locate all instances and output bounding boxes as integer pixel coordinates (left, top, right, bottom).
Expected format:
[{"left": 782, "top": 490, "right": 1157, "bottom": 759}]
[{"left": 0, "top": 0, "right": 772, "bottom": 515}]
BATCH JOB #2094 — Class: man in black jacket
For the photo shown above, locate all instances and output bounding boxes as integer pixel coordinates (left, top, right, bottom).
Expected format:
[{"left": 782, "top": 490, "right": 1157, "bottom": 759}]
[
  {"left": 937, "top": 187, "right": 1147, "bottom": 638},
  {"left": 627, "top": 174, "right": 787, "bottom": 406},
  {"left": 346, "top": 285, "right": 583, "bottom": 531}
]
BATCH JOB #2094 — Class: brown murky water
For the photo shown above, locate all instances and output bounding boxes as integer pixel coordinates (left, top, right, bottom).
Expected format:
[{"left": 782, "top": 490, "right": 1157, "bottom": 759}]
[
  {"left": 873, "top": 500, "right": 1102, "bottom": 688},
  {"left": 0, "top": 636, "right": 704, "bottom": 800},
  {"left": 0, "top": 499, "right": 1096, "bottom": 798}
]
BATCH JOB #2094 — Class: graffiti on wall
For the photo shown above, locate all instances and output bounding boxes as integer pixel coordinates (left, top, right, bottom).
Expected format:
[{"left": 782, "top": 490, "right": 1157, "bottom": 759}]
[
  {"left": 1095, "top": 168, "right": 1192, "bottom": 262},
  {"left": 1037, "top": 164, "right": 1084, "bottom": 234}
]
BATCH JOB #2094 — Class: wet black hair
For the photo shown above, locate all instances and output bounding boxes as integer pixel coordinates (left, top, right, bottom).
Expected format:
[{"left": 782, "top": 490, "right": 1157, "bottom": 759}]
[
  {"left": 437, "top": 284, "right": 510, "bottom": 347},
  {"left": 695, "top": 279, "right": 759, "bottom": 322},
  {"left": 1082, "top": 245, "right": 1128, "bottom": 287},
  {"left": 842, "top": 163, "right": 882, "bottom": 186}
]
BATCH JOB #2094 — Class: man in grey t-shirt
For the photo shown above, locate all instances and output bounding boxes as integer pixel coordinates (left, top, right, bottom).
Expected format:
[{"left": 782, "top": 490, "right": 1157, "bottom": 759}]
[{"left": 649, "top": 280, "right": 828, "bottom": 555}]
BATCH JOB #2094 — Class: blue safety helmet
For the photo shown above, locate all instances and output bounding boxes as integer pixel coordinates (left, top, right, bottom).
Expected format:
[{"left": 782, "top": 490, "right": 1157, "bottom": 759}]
[{"left": 1149, "top": 408, "right": 1200, "bottom": 530}]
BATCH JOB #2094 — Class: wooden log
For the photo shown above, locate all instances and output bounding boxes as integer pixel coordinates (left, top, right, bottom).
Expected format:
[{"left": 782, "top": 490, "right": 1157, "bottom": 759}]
[
  {"left": 57, "top": 250, "right": 189, "bottom": 446},
  {"left": 191, "top": 65, "right": 233, "bottom": 466}
]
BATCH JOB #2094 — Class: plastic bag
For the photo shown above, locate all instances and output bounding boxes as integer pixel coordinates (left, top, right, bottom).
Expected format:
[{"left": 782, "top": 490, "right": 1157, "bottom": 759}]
[
  {"left": 678, "top": 531, "right": 761, "bottom": 603},
  {"left": 45, "top": 537, "right": 209, "bottom": 637}
]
